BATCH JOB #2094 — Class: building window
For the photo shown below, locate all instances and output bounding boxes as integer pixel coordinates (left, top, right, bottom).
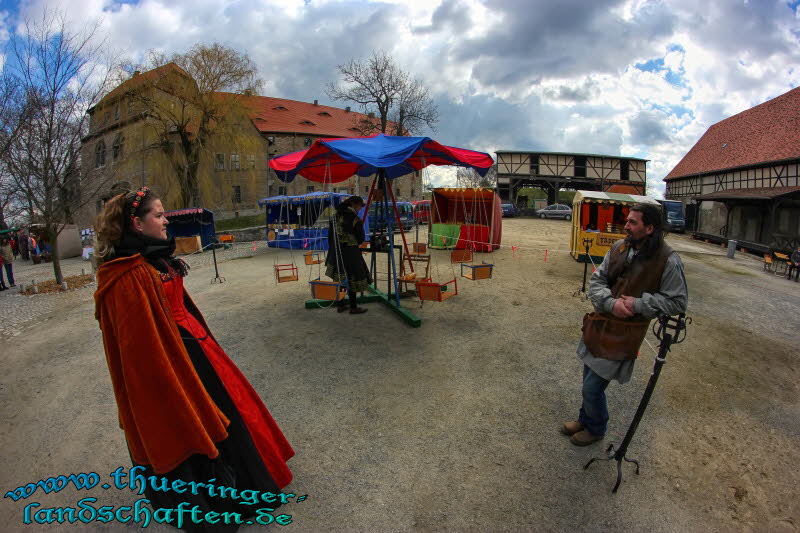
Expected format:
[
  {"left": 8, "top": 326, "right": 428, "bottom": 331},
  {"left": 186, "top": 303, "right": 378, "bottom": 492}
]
[
  {"left": 248, "top": 154, "right": 255, "bottom": 169},
  {"left": 574, "top": 156, "right": 586, "bottom": 178},
  {"left": 411, "top": 187, "right": 415, "bottom": 197},
  {"left": 620, "top": 160, "right": 629, "bottom": 181},
  {"left": 278, "top": 186, "right": 287, "bottom": 196},
  {"left": 530, "top": 156, "right": 539, "bottom": 175},
  {"left": 214, "top": 153, "right": 225, "bottom": 171},
  {"left": 112, "top": 135, "right": 124, "bottom": 160},
  {"left": 95, "top": 141, "right": 106, "bottom": 168},
  {"left": 304, "top": 137, "right": 312, "bottom": 146},
  {"left": 114, "top": 104, "right": 120, "bottom": 121},
  {"left": 306, "top": 185, "right": 315, "bottom": 193},
  {"left": 396, "top": 187, "right": 400, "bottom": 197},
  {"left": 232, "top": 185, "right": 241, "bottom": 204},
  {"left": 267, "top": 136, "right": 275, "bottom": 145},
  {"left": 230, "top": 154, "right": 240, "bottom": 170},
  {"left": 128, "top": 98, "right": 134, "bottom": 115},
  {"left": 364, "top": 186, "right": 369, "bottom": 195}
]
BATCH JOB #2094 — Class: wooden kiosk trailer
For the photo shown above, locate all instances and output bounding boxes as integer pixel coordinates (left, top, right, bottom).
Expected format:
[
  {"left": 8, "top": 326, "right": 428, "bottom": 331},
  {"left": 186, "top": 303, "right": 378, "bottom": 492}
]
[{"left": 570, "top": 191, "right": 660, "bottom": 263}]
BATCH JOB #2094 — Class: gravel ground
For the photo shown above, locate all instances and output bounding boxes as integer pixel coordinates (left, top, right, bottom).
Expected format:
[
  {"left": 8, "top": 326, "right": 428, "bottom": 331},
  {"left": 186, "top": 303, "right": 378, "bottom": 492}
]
[{"left": 1, "top": 219, "right": 798, "bottom": 532}]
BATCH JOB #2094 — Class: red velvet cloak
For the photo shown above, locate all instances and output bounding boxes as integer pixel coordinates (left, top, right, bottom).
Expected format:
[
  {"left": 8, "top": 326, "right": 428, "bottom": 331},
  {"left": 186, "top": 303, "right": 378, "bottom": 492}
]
[{"left": 94, "top": 255, "right": 230, "bottom": 474}]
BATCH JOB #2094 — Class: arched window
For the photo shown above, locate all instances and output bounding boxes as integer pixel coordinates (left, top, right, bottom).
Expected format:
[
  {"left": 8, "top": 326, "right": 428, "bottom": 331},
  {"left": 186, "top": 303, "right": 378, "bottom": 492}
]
[
  {"left": 112, "top": 135, "right": 124, "bottom": 160},
  {"left": 95, "top": 141, "right": 106, "bottom": 168}
]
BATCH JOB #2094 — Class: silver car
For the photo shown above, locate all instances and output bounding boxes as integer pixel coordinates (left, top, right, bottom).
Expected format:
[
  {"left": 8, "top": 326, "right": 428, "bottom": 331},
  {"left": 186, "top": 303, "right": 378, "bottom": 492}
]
[{"left": 535, "top": 203, "right": 573, "bottom": 221}]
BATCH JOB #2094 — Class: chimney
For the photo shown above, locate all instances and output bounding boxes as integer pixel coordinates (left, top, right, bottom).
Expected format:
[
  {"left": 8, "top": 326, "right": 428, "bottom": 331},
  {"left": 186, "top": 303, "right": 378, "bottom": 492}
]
[
  {"left": 313, "top": 99, "right": 318, "bottom": 106},
  {"left": 345, "top": 106, "right": 351, "bottom": 113},
  {"left": 133, "top": 70, "right": 140, "bottom": 77},
  {"left": 368, "top": 112, "right": 375, "bottom": 118},
  {"left": 244, "top": 89, "right": 253, "bottom": 96}
]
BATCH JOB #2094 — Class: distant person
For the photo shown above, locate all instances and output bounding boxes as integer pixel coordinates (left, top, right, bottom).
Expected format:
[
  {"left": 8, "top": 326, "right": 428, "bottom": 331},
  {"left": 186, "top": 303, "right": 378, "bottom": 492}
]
[
  {"left": 326, "top": 195, "right": 371, "bottom": 314},
  {"left": 788, "top": 247, "right": 800, "bottom": 282},
  {"left": 94, "top": 186, "right": 294, "bottom": 523},
  {"left": 562, "top": 203, "right": 688, "bottom": 446},
  {"left": 18, "top": 232, "right": 29, "bottom": 261},
  {"left": 0, "top": 252, "right": 6, "bottom": 291},
  {"left": 0, "top": 238, "right": 14, "bottom": 287},
  {"left": 29, "top": 234, "right": 38, "bottom": 257},
  {"left": 10, "top": 234, "right": 19, "bottom": 259}
]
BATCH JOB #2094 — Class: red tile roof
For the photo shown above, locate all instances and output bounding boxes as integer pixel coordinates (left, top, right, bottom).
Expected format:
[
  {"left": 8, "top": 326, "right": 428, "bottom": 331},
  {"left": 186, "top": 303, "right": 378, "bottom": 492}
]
[
  {"left": 99, "top": 63, "right": 194, "bottom": 107},
  {"left": 665, "top": 87, "right": 800, "bottom": 180},
  {"left": 220, "top": 93, "right": 392, "bottom": 138}
]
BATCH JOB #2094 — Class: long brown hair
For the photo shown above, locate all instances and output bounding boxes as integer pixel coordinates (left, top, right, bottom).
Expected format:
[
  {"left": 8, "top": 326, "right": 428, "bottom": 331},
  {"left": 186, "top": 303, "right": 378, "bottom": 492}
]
[{"left": 94, "top": 189, "right": 160, "bottom": 265}]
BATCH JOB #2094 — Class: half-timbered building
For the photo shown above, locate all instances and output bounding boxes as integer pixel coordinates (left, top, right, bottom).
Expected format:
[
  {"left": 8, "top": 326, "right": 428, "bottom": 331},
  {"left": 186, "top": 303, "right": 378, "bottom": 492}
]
[
  {"left": 664, "top": 87, "right": 800, "bottom": 253},
  {"left": 495, "top": 151, "right": 647, "bottom": 205}
]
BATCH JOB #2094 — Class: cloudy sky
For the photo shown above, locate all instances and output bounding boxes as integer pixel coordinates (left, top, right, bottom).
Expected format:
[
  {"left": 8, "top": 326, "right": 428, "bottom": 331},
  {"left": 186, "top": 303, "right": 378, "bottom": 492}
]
[{"left": 1, "top": 0, "right": 798, "bottom": 194}]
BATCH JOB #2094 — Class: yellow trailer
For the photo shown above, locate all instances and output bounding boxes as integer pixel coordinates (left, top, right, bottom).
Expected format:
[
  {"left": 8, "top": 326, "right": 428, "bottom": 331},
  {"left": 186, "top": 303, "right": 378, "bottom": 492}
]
[{"left": 570, "top": 191, "right": 660, "bottom": 263}]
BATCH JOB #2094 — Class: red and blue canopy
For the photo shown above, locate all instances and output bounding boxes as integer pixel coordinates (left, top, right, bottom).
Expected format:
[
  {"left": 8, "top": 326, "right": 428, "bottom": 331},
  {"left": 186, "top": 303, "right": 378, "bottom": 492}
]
[{"left": 268, "top": 133, "right": 494, "bottom": 183}]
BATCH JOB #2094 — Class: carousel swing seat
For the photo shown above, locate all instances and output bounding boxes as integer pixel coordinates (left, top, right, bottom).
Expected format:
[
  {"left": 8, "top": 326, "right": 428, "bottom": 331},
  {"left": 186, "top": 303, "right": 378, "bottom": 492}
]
[
  {"left": 450, "top": 248, "right": 473, "bottom": 263},
  {"left": 309, "top": 278, "right": 347, "bottom": 301},
  {"left": 274, "top": 263, "right": 299, "bottom": 283},
  {"left": 304, "top": 251, "right": 324, "bottom": 265},
  {"left": 461, "top": 261, "right": 494, "bottom": 280},
  {"left": 415, "top": 277, "right": 458, "bottom": 305}
]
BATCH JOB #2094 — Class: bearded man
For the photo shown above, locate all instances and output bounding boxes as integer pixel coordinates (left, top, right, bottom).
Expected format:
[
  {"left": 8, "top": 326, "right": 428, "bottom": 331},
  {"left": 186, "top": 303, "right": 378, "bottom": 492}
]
[{"left": 563, "top": 202, "right": 688, "bottom": 446}]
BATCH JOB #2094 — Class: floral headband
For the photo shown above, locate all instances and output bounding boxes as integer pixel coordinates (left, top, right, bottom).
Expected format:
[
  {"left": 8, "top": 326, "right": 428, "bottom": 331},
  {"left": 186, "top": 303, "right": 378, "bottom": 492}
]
[{"left": 128, "top": 186, "right": 151, "bottom": 222}]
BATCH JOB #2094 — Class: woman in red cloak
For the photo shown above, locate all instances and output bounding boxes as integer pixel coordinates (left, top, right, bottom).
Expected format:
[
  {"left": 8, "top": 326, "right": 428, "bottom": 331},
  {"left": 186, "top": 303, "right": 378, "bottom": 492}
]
[{"left": 94, "top": 187, "right": 293, "bottom": 531}]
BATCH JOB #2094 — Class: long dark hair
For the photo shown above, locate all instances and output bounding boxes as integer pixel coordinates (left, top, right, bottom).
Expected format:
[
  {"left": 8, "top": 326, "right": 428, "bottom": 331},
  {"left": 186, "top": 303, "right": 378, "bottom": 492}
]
[{"left": 629, "top": 202, "right": 664, "bottom": 258}]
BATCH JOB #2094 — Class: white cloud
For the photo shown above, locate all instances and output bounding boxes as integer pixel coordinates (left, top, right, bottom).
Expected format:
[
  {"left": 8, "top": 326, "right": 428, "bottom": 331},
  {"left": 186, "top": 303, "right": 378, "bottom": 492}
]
[{"left": 4, "top": 0, "right": 797, "bottom": 197}]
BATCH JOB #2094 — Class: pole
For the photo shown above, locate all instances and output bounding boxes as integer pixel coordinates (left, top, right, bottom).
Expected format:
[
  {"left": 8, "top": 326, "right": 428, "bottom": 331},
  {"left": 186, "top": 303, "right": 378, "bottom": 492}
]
[
  {"left": 581, "top": 238, "right": 593, "bottom": 293},
  {"left": 584, "top": 313, "right": 690, "bottom": 493},
  {"left": 211, "top": 245, "right": 225, "bottom": 284}
]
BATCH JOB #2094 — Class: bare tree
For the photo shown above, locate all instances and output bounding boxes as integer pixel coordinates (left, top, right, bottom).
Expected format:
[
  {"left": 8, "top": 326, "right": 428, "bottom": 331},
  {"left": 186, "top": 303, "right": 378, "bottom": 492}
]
[
  {"left": 121, "top": 43, "right": 262, "bottom": 208},
  {"left": 326, "top": 50, "right": 438, "bottom": 136},
  {"left": 3, "top": 9, "right": 115, "bottom": 284},
  {"left": 456, "top": 164, "right": 497, "bottom": 188}
]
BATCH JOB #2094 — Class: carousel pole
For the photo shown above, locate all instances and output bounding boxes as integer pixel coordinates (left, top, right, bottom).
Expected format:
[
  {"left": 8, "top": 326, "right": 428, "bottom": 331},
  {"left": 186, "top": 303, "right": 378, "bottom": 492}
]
[
  {"left": 379, "top": 171, "right": 401, "bottom": 305},
  {"left": 584, "top": 313, "right": 691, "bottom": 493},
  {"left": 581, "top": 238, "right": 593, "bottom": 293}
]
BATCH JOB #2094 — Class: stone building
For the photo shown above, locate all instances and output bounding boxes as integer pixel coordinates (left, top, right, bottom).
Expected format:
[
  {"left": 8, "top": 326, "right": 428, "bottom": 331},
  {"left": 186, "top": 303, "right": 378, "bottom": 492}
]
[
  {"left": 664, "top": 87, "right": 800, "bottom": 252},
  {"left": 495, "top": 151, "right": 647, "bottom": 205},
  {"left": 78, "top": 64, "right": 421, "bottom": 227}
]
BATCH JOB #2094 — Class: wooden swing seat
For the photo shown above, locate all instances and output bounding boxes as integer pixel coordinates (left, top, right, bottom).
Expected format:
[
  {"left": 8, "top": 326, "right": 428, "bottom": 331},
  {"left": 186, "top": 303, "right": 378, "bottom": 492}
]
[
  {"left": 461, "top": 262, "right": 494, "bottom": 280},
  {"left": 400, "top": 254, "right": 431, "bottom": 292},
  {"left": 450, "top": 248, "right": 473, "bottom": 263},
  {"left": 274, "top": 263, "right": 299, "bottom": 283},
  {"left": 415, "top": 278, "right": 458, "bottom": 303},
  {"left": 412, "top": 242, "right": 427, "bottom": 254},
  {"left": 309, "top": 278, "right": 347, "bottom": 301},
  {"left": 304, "top": 251, "right": 323, "bottom": 265}
]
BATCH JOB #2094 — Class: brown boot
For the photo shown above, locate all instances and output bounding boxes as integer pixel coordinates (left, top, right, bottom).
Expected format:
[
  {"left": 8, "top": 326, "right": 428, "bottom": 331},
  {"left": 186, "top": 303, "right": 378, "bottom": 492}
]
[
  {"left": 570, "top": 430, "right": 604, "bottom": 446},
  {"left": 561, "top": 421, "right": 584, "bottom": 436},
  {"left": 349, "top": 307, "right": 368, "bottom": 314}
]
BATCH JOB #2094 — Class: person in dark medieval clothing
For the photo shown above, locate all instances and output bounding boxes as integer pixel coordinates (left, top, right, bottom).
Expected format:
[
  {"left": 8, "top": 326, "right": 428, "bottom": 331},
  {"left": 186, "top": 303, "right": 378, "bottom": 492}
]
[
  {"left": 563, "top": 202, "right": 688, "bottom": 446},
  {"left": 325, "top": 195, "right": 371, "bottom": 314},
  {"left": 94, "top": 187, "right": 294, "bottom": 531}
]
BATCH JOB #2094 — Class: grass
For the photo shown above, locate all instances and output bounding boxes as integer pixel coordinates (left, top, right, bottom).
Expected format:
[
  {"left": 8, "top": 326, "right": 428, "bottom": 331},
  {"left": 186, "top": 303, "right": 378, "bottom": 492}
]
[{"left": 215, "top": 213, "right": 266, "bottom": 232}]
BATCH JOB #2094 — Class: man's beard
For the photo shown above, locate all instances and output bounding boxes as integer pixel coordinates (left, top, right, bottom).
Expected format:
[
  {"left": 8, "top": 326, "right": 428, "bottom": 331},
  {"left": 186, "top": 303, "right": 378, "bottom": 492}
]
[{"left": 625, "top": 234, "right": 645, "bottom": 248}]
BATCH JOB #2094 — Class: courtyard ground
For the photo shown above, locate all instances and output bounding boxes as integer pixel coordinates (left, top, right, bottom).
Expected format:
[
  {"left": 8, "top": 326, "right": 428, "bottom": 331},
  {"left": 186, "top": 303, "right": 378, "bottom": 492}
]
[{"left": 1, "top": 218, "right": 798, "bottom": 532}]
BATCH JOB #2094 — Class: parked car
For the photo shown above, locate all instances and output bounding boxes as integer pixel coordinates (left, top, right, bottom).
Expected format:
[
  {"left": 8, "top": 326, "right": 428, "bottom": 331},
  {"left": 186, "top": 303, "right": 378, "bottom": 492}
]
[
  {"left": 535, "top": 203, "right": 572, "bottom": 220},
  {"left": 501, "top": 203, "right": 518, "bottom": 217}
]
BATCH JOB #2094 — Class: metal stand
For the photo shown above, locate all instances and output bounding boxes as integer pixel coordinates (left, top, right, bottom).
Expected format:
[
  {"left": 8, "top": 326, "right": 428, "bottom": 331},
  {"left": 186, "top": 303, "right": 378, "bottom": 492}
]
[
  {"left": 580, "top": 238, "right": 593, "bottom": 293},
  {"left": 584, "top": 313, "right": 690, "bottom": 493},
  {"left": 211, "top": 246, "right": 226, "bottom": 284}
]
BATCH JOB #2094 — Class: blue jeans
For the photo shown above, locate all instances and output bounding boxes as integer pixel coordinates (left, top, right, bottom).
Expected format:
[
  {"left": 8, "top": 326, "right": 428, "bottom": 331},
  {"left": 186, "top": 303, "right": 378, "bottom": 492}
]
[
  {"left": 3, "top": 263, "right": 13, "bottom": 286},
  {"left": 578, "top": 364, "right": 610, "bottom": 437}
]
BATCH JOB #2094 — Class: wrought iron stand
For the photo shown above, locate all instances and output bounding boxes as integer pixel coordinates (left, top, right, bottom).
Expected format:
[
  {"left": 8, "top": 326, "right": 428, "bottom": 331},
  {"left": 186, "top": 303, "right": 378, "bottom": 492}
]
[
  {"left": 211, "top": 246, "right": 226, "bottom": 284},
  {"left": 584, "top": 313, "right": 690, "bottom": 493}
]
